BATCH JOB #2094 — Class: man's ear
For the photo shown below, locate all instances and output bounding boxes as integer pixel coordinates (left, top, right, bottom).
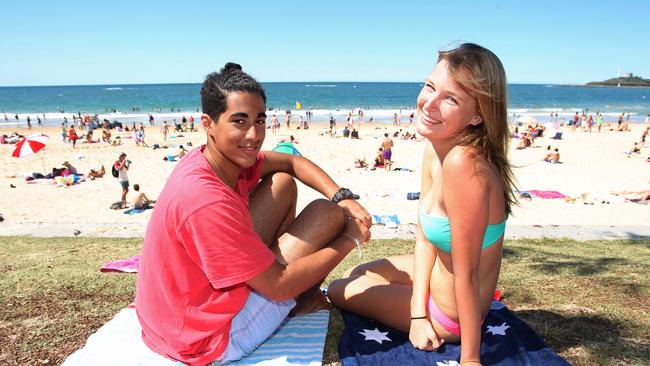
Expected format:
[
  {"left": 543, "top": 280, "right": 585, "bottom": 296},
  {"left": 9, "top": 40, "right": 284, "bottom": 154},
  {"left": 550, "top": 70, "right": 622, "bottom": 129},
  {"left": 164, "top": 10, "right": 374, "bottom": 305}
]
[
  {"left": 201, "top": 114, "right": 214, "bottom": 130},
  {"left": 469, "top": 114, "right": 483, "bottom": 126}
]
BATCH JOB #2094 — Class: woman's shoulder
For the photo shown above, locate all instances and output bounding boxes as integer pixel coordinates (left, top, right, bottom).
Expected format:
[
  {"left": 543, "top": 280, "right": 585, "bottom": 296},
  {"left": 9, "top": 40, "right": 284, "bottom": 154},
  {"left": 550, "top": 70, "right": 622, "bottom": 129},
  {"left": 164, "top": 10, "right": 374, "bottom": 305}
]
[
  {"left": 444, "top": 146, "right": 489, "bottom": 169},
  {"left": 442, "top": 146, "right": 496, "bottom": 184}
]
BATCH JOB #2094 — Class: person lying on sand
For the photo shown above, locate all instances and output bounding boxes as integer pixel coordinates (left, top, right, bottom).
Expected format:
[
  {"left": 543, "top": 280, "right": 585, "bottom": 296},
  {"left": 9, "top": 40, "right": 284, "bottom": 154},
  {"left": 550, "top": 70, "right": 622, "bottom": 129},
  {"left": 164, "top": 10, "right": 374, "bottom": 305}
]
[{"left": 88, "top": 165, "right": 106, "bottom": 180}]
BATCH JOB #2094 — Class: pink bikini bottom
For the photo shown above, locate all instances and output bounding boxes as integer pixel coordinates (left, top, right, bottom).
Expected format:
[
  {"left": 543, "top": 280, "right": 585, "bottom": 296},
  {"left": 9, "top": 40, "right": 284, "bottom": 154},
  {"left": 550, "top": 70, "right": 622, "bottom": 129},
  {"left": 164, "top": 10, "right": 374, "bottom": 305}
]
[
  {"left": 428, "top": 296, "right": 461, "bottom": 336},
  {"left": 428, "top": 296, "right": 485, "bottom": 337}
]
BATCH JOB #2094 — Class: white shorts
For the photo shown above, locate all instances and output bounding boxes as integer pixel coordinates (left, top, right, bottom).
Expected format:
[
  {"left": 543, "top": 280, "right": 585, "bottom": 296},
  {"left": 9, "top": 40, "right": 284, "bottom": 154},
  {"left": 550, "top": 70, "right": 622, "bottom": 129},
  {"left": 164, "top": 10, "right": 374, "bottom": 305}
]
[{"left": 211, "top": 290, "right": 296, "bottom": 365}]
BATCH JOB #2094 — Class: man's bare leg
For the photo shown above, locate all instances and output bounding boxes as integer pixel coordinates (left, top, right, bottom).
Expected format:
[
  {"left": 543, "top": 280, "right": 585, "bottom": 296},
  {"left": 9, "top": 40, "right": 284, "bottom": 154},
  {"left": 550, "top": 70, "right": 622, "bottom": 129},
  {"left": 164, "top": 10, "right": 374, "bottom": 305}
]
[{"left": 249, "top": 173, "right": 346, "bottom": 314}]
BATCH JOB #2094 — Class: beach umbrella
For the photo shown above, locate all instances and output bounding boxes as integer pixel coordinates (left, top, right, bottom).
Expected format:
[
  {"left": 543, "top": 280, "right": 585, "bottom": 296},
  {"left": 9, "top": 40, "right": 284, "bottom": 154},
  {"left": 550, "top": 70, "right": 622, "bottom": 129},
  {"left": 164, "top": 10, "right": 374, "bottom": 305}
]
[
  {"left": 11, "top": 133, "right": 49, "bottom": 157},
  {"left": 11, "top": 133, "right": 49, "bottom": 171},
  {"left": 516, "top": 116, "right": 539, "bottom": 125}
]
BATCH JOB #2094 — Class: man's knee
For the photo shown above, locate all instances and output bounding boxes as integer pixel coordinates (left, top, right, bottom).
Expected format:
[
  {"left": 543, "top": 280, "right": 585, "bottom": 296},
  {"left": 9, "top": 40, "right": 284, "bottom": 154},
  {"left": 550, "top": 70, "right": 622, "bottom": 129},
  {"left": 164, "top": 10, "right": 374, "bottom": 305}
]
[
  {"left": 259, "top": 172, "right": 297, "bottom": 199},
  {"left": 271, "top": 172, "right": 297, "bottom": 194},
  {"left": 303, "top": 199, "right": 345, "bottom": 229}
]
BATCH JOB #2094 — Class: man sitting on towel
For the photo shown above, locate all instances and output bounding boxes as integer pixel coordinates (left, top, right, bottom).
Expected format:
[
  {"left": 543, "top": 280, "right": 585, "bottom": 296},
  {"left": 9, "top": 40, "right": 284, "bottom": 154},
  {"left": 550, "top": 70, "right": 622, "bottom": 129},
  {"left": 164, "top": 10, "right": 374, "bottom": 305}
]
[{"left": 136, "top": 63, "right": 372, "bottom": 366}]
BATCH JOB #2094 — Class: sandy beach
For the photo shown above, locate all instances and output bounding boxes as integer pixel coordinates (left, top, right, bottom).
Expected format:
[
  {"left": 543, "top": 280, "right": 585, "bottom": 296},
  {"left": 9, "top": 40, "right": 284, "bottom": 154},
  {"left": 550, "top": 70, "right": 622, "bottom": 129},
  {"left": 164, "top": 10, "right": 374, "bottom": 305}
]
[{"left": 0, "top": 121, "right": 648, "bottom": 239}]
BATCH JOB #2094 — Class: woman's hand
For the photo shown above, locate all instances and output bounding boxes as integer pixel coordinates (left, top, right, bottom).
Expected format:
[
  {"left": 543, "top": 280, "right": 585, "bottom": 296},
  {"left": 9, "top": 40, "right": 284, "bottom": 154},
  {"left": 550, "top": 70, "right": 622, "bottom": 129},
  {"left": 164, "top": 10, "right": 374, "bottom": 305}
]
[
  {"left": 337, "top": 199, "right": 372, "bottom": 229},
  {"left": 409, "top": 318, "right": 444, "bottom": 351}
]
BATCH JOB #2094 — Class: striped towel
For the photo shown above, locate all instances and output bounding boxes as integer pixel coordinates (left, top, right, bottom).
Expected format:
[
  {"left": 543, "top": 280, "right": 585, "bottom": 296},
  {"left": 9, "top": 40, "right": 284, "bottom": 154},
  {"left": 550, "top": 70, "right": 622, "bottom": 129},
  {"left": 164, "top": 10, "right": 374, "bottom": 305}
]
[
  {"left": 63, "top": 308, "right": 330, "bottom": 366},
  {"left": 232, "top": 310, "right": 330, "bottom": 365}
]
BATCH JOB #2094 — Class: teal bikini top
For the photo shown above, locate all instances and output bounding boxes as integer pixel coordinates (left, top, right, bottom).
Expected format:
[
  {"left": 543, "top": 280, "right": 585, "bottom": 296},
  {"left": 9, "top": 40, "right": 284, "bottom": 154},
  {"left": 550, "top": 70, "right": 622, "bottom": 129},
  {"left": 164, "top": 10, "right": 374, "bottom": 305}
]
[{"left": 419, "top": 206, "right": 506, "bottom": 254}]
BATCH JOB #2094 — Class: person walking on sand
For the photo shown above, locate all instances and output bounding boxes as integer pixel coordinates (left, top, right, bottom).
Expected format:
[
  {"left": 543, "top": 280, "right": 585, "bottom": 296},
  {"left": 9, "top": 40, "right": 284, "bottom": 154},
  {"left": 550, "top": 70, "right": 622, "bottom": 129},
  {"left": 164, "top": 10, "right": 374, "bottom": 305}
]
[
  {"left": 271, "top": 114, "right": 279, "bottom": 136},
  {"left": 596, "top": 113, "right": 604, "bottom": 132},
  {"left": 60, "top": 123, "right": 67, "bottom": 142},
  {"left": 135, "top": 63, "right": 371, "bottom": 366},
  {"left": 114, "top": 153, "right": 130, "bottom": 208},
  {"left": 160, "top": 121, "right": 169, "bottom": 141},
  {"left": 382, "top": 133, "right": 394, "bottom": 171},
  {"left": 329, "top": 43, "right": 516, "bottom": 366},
  {"left": 285, "top": 110, "right": 291, "bottom": 129},
  {"left": 68, "top": 125, "right": 78, "bottom": 148}
]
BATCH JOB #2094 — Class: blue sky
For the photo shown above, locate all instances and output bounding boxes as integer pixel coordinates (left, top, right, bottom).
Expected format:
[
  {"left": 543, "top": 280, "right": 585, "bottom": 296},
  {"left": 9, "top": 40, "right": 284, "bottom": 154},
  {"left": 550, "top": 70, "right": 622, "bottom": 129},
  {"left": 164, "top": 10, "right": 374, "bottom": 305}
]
[{"left": 1, "top": 0, "right": 649, "bottom": 86}]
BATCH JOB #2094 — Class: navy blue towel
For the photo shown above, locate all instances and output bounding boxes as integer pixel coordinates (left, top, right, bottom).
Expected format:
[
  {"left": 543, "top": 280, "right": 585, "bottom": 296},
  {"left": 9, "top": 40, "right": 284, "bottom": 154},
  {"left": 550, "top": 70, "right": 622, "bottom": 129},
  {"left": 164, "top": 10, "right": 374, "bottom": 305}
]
[{"left": 339, "top": 301, "right": 569, "bottom": 366}]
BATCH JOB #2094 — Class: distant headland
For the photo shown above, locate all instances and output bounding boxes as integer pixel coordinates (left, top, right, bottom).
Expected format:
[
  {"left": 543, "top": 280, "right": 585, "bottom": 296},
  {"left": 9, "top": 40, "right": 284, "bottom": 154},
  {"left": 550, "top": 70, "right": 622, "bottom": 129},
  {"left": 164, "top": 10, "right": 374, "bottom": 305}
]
[{"left": 587, "top": 73, "right": 650, "bottom": 87}]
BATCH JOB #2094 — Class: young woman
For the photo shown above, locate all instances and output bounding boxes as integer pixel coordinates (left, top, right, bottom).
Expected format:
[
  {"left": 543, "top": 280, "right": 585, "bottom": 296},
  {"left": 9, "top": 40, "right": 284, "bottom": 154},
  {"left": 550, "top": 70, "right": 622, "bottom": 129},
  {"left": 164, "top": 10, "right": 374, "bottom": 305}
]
[
  {"left": 136, "top": 63, "right": 371, "bottom": 365},
  {"left": 328, "top": 43, "right": 517, "bottom": 366}
]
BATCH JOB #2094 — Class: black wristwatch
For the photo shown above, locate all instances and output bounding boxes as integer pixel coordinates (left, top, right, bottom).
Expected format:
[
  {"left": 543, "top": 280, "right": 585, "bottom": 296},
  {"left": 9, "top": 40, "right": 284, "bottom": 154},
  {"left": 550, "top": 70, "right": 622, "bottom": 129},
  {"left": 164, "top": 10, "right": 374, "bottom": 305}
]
[{"left": 331, "top": 187, "right": 360, "bottom": 204}]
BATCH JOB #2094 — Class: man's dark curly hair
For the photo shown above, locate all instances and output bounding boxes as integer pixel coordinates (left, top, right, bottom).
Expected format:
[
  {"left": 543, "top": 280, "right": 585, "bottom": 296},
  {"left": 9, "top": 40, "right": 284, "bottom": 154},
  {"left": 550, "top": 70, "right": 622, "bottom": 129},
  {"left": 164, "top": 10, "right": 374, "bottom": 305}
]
[{"left": 200, "top": 62, "right": 266, "bottom": 121}]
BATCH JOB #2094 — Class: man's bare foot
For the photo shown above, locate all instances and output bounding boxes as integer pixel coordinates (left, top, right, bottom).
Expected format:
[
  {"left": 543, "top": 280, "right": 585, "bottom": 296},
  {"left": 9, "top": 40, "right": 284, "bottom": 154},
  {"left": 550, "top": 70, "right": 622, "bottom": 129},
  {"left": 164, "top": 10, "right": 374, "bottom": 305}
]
[{"left": 289, "top": 287, "right": 332, "bottom": 317}]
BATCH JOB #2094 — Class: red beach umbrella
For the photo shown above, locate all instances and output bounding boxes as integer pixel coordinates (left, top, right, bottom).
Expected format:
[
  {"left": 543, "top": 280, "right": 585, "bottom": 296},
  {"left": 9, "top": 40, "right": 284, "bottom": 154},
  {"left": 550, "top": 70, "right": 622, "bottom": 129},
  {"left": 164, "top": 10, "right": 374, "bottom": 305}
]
[
  {"left": 11, "top": 133, "right": 49, "bottom": 158},
  {"left": 11, "top": 133, "right": 49, "bottom": 171}
]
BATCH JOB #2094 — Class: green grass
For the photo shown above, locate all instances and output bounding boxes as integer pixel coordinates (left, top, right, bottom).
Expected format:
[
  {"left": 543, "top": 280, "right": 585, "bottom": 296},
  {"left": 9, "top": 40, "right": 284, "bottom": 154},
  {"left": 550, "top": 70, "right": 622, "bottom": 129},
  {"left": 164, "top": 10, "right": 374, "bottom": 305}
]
[{"left": 1, "top": 237, "right": 649, "bottom": 365}]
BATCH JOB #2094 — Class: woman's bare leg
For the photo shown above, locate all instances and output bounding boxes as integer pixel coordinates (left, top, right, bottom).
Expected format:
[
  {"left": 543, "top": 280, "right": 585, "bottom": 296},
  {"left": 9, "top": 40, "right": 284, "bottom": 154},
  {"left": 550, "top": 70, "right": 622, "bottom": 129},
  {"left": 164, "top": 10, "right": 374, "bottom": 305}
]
[{"left": 328, "top": 254, "right": 414, "bottom": 331}]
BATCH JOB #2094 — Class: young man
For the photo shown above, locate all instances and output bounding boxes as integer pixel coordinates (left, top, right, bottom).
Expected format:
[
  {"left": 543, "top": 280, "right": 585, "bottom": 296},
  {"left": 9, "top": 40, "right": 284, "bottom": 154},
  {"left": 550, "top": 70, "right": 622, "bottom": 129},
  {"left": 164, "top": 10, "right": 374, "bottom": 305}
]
[
  {"left": 381, "top": 133, "right": 394, "bottom": 171},
  {"left": 136, "top": 63, "right": 372, "bottom": 366},
  {"left": 131, "top": 184, "right": 154, "bottom": 209},
  {"left": 114, "top": 153, "right": 130, "bottom": 207}
]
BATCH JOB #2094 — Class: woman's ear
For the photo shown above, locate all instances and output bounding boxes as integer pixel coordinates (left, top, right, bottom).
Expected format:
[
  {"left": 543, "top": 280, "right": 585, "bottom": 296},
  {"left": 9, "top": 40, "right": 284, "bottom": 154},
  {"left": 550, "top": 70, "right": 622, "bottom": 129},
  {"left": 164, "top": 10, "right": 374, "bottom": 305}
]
[{"left": 469, "top": 115, "right": 483, "bottom": 126}]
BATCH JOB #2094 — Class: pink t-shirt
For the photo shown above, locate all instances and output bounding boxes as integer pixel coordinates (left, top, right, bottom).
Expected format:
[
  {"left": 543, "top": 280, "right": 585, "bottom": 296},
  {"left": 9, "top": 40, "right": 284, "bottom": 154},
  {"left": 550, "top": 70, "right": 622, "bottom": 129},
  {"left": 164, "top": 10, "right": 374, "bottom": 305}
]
[{"left": 136, "top": 146, "right": 276, "bottom": 366}]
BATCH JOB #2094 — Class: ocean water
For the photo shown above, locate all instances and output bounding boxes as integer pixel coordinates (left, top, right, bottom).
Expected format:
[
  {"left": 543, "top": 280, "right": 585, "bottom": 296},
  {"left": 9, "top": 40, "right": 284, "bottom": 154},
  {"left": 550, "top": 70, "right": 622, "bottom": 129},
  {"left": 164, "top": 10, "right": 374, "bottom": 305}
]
[{"left": 0, "top": 83, "right": 648, "bottom": 127}]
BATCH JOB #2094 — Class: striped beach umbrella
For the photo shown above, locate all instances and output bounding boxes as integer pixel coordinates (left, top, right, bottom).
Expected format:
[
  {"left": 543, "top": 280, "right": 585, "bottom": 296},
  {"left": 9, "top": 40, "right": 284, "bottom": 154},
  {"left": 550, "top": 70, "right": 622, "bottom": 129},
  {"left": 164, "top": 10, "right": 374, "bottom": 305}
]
[{"left": 11, "top": 133, "right": 49, "bottom": 157}]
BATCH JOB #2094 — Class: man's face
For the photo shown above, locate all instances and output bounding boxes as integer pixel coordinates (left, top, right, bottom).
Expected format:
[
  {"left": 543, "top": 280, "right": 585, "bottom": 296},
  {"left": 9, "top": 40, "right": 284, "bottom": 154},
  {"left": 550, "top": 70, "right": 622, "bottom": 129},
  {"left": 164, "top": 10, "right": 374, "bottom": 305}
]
[{"left": 202, "top": 92, "right": 267, "bottom": 170}]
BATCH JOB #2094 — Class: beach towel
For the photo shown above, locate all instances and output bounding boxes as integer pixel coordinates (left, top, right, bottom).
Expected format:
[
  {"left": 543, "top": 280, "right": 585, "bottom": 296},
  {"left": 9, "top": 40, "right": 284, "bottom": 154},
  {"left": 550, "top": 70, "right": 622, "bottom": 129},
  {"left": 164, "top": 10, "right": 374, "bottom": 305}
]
[
  {"left": 372, "top": 214, "right": 401, "bottom": 227},
  {"left": 100, "top": 255, "right": 140, "bottom": 273},
  {"left": 62, "top": 308, "right": 330, "bottom": 366},
  {"left": 527, "top": 190, "right": 566, "bottom": 199},
  {"left": 407, "top": 192, "right": 420, "bottom": 200},
  {"left": 338, "top": 301, "right": 569, "bottom": 366},
  {"left": 123, "top": 208, "right": 147, "bottom": 215}
]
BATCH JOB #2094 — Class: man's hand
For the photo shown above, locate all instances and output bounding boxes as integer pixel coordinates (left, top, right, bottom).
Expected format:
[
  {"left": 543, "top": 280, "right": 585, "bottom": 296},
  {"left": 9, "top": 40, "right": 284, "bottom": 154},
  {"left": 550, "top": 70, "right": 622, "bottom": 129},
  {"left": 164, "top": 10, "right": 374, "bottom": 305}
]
[
  {"left": 343, "top": 217, "right": 371, "bottom": 245},
  {"left": 337, "top": 199, "right": 372, "bottom": 229}
]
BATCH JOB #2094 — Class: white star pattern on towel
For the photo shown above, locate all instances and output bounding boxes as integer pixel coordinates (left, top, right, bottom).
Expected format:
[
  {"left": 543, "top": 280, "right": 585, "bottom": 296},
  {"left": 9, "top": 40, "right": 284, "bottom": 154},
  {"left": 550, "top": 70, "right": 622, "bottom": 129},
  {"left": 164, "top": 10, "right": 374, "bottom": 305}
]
[
  {"left": 486, "top": 322, "right": 510, "bottom": 336},
  {"left": 358, "top": 328, "right": 391, "bottom": 344},
  {"left": 436, "top": 361, "right": 460, "bottom": 366}
]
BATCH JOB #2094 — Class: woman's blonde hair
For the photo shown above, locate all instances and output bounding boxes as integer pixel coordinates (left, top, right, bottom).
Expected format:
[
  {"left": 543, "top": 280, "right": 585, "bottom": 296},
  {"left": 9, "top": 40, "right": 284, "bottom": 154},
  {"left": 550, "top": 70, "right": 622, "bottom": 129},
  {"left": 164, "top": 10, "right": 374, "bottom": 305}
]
[{"left": 438, "top": 43, "right": 517, "bottom": 215}]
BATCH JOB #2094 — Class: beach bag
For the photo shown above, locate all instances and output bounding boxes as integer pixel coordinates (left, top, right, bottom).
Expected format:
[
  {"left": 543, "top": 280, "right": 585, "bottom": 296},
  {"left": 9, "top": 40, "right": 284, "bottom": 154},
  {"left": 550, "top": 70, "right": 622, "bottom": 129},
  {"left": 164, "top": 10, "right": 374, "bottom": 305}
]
[{"left": 111, "top": 162, "right": 119, "bottom": 178}]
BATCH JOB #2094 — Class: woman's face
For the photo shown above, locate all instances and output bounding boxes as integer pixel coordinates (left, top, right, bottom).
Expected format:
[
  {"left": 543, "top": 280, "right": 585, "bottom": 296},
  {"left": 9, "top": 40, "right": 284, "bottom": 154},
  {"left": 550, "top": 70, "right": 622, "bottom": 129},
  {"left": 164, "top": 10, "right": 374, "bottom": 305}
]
[
  {"left": 204, "top": 92, "right": 267, "bottom": 170},
  {"left": 416, "top": 60, "right": 481, "bottom": 141}
]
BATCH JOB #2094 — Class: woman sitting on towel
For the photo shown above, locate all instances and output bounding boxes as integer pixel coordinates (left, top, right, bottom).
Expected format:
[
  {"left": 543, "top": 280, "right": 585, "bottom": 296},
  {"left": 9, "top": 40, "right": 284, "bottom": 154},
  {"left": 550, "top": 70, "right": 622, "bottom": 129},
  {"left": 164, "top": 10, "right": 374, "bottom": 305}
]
[{"left": 329, "top": 43, "right": 517, "bottom": 366}]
